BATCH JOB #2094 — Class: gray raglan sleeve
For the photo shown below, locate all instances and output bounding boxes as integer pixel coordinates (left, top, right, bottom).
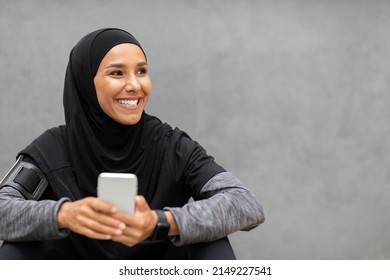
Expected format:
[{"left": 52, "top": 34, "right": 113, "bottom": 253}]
[
  {"left": 165, "top": 171, "right": 265, "bottom": 246},
  {"left": 0, "top": 186, "right": 70, "bottom": 241}
]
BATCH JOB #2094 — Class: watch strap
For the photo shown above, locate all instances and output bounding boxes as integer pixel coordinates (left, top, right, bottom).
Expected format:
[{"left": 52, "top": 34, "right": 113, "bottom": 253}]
[{"left": 150, "top": 210, "right": 170, "bottom": 241}]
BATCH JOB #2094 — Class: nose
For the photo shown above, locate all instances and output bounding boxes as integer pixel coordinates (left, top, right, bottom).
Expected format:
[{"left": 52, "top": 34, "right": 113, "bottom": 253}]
[{"left": 124, "top": 74, "right": 141, "bottom": 93}]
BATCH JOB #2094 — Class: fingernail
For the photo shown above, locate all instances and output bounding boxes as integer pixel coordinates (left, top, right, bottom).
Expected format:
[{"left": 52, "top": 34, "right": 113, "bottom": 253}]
[
  {"left": 119, "top": 223, "right": 126, "bottom": 230},
  {"left": 115, "top": 229, "right": 123, "bottom": 235}
]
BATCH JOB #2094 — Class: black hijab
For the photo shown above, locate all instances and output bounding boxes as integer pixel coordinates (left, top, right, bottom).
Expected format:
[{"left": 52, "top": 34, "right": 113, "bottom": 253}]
[{"left": 23, "top": 28, "right": 171, "bottom": 201}]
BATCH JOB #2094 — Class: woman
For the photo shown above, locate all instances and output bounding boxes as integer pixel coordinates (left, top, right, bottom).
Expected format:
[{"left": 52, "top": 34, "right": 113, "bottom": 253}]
[{"left": 0, "top": 28, "right": 264, "bottom": 259}]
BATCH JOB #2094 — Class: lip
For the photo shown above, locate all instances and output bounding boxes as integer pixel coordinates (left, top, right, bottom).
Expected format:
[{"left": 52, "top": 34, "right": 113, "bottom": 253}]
[{"left": 115, "top": 98, "right": 142, "bottom": 110}]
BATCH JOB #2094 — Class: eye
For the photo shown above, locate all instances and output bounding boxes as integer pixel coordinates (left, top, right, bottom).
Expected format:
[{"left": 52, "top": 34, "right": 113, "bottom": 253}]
[
  {"left": 109, "top": 70, "right": 124, "bottom": 77},
  {"left": 136, "top": 67, "right": 148, "bottom": 76}
]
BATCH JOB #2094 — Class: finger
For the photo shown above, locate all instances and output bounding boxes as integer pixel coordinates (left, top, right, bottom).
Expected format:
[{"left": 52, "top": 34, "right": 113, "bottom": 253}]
[
  {"left": 111, "top": 211, "right": 137, "bottom": 226},
  {"left": 111, "top": 236, "right": 136, "bottom": 247},
  {"left": 71, "top": 199, "right": 126, "bottom": 233},
  {"left": 88, "top": 197, "right": 118, "bottom": 214},
  {"left": 87, "top": 212, "right": 127, "bottom": 233},
  {"left": 75, "top": 226, "right": 113, "bottom": 240},
  {"left": 112, "top": 230, "right": 144, "bottom": 247},
  {"left": 75, "top": 212, "right": 125, "bottom": 236},
  {"left": 83, "top": 198, "right": 127, "bottom": 229},
  {"left": 135, "top": 195, "right": 151, "bottom": 212}
]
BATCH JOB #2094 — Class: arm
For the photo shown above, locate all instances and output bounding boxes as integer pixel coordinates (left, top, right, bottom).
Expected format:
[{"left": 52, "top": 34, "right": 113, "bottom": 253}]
[
  {"left": 165, "top": 171, "right": 265, "bottom": 246},
  {"left": 0, "top": 186, "right": 130, "bottom": 243},
  {"left": 0, "top": 186, "right": 70, "bottom": 241},
  {"left": 0, "top": 156, "right": 70, "bottom": 241}
]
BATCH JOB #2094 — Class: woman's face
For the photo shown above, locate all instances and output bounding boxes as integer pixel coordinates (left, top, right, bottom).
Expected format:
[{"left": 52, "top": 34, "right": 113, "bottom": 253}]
[{"left": 94, "top": 43, "right": 151, "bottom": 125}]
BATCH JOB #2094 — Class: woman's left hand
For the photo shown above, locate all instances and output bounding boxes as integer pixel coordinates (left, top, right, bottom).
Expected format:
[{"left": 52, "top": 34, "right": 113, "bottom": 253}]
[{"left": 110, "top": 195, "right": 157, "bottom": 247}]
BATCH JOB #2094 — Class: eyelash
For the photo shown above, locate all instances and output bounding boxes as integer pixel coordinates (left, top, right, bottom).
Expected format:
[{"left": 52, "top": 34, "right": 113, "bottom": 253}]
[
  {"left": 110, "top": 70, "right": 123, "bottom": 76},
  {"left": 109, "top": 68, "right": 147, "bottom": 77},
  {"left": 136, "top": 67, "right": 147, "bottom": 75}
]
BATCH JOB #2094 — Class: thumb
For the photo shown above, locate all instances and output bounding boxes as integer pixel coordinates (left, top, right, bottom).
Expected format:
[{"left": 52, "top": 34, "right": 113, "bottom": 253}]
[{"left": 135, "top": 195, "right": 151, "bottom": 213}]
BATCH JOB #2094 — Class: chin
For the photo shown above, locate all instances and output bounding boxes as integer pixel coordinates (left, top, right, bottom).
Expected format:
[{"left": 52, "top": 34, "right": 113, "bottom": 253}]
[{"left": 119, "top": 116, "right": 142, "bottom": 126}]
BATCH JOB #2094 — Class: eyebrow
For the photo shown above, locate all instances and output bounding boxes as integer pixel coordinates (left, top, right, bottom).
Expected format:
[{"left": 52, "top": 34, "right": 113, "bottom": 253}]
[{"left": 105, "top": 62, "right": 147, "bottom": 69}]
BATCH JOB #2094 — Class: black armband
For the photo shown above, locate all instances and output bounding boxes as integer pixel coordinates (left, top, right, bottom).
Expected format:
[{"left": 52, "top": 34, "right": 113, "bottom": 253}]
[{"left": 0, "top": 156, "right": 48, "bottom": 200}]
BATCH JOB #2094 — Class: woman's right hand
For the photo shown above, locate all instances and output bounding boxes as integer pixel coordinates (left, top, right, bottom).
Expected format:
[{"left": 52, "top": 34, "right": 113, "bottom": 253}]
[{"left": 57, "top": 197, "right": 126, "bottom": 240}]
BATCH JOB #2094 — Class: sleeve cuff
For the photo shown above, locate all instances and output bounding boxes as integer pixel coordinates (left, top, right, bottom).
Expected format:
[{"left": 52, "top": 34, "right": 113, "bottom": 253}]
[{"left": 52, "top": 197, "right": 71, "bottom": 238}]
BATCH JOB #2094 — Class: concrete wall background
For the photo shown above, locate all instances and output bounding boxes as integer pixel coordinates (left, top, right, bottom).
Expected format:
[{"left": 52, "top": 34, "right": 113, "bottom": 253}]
[{"left": 1, "top": 0, "right": 390, "bottom": 259}]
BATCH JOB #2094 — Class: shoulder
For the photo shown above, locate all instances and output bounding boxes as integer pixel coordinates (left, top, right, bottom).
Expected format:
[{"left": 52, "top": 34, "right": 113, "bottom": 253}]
[
  {"left": 27, "top": 125, "right": 67, "bottom": 143},
  {"left": 29, "top": 125, "right": 67, "bottom": 151},
  {"left": 143, "top": 112, "right": 212, "bottom": 158},
  {"left": 19, "top": 125, "right": 70, "bottom": 173},
  {"left": 143, "top": 113, "right": 173, "bottom": 133}
]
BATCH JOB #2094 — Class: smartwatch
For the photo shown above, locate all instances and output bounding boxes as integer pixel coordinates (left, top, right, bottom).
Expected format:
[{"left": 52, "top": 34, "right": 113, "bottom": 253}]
[{"left": 150, "top": 210, "right": 170, "bottom": 241}]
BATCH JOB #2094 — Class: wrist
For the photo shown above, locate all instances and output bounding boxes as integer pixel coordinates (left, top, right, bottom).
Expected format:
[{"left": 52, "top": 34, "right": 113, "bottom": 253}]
[
  {"left": 150, "top": 210, "right": 170, "bottom": 241},
  {"left": 57, "top": 201, "right": 70, "bottom": 229},
  {"left": 164, "top": 210, "right": 179, "bottom": 236}
]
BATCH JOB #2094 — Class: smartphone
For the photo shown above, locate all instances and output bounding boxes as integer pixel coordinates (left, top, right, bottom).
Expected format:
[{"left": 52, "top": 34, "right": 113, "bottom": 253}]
[{"left": 97, "top": 172, "right": 138, "bottom": 214}]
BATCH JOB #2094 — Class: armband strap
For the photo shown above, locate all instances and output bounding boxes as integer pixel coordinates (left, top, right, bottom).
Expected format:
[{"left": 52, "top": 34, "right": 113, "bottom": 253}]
[{"left": 0, "top": 156, "right": 48, "bottom": 200}]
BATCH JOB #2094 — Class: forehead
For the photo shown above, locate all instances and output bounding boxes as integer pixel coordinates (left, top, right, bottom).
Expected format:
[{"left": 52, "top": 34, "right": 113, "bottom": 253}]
[{"left": 100, "top": 43, "right": 146, "bottom": 65}]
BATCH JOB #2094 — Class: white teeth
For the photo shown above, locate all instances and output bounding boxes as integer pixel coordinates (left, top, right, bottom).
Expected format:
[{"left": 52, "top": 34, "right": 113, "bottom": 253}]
[{"left": 118, "top": 99, "right": 138, "bottom": 107}]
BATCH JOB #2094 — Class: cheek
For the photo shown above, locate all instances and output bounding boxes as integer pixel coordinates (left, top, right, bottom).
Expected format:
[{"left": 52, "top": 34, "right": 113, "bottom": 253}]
[
  {"left": 95, "top": 92, "right": 109, "bottom": 115},
  {"left": 141, "top": 79, "right": 152, "bottom": 94},
  {"left": 95, "top": 81, "right": 118, "bottom": 112},
  {"left": 96, "top": 80, "right": 121, "bottom": 99}
]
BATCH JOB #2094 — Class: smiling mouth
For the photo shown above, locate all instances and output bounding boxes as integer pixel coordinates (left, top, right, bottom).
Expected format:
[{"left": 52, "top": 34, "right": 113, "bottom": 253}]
[{"left": 117, "top": 99, "right": 140, "bottom": 108}]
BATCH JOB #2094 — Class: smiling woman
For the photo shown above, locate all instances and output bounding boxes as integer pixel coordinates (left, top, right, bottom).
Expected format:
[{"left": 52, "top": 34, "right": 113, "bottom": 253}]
[
  {"left": 0, "top": 28, "right": 264, "bottom": 259},
  {"left": 94, "top": 44, "right": 151, "bottom": 126}
]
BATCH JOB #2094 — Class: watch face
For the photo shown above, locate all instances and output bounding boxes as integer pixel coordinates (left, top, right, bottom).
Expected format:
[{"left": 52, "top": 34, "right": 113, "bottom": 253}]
[{"left": 154, "top": 223, "right": 170, "bottom": 240}]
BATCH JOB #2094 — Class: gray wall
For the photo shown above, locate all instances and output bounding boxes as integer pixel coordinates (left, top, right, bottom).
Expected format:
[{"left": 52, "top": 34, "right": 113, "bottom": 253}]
[{"left": 1, "top": 0, "right": 390, "bottom": 259}]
